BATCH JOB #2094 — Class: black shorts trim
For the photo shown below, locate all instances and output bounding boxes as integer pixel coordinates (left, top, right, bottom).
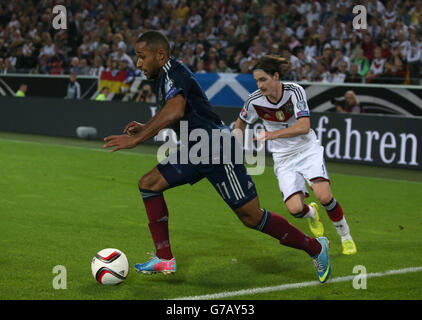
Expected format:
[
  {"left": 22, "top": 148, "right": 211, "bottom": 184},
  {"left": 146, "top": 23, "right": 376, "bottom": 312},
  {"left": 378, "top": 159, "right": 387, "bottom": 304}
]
[
  {"left": 309, "top": 177, "right": 331, "bottom": 183},
  {"left": 284, "top": 190, "right": 310, "bottom": 203}
]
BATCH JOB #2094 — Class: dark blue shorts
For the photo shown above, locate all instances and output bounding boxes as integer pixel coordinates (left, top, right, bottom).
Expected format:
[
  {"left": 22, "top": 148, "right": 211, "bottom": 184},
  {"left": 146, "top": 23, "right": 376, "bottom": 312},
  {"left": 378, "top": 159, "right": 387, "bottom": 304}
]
[{"left": 156, "top": 131, "right": 257, "bottom": 210}]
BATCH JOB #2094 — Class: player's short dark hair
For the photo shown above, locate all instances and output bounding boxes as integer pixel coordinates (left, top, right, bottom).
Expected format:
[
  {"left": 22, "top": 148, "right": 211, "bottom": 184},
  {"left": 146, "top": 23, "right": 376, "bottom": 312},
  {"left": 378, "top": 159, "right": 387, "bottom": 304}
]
[
  {"left": 253, "top": 55, "right": 291, "bottom": 77},
  {"left": 136, "top": 30, "right": 170, "bottom": 55}
]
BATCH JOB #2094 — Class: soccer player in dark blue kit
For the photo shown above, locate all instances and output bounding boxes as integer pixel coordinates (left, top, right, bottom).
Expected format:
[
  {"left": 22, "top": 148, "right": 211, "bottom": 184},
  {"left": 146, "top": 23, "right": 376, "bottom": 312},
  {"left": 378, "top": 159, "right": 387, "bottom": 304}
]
[{"left": 103, "top": 30, "right": 331, "bottom": 283}]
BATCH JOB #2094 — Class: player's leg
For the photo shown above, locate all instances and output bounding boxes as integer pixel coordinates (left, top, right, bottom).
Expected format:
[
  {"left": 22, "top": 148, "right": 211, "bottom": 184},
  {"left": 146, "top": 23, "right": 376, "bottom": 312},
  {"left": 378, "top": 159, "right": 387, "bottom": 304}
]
[
  {"left": 206, "top": 161, "right": 331, "bottom": 283},
  {"left": 138, "top": 166, "right": 173, "bottom": 260},
  {"left": 234, "top": 196, "right": 321, "bottom": 255},
  {"left": 297, "top": 142, "right": 355, "bottom": 253},
  {"left": 275, "top": 163, "right": 324, "bottom": 237},
  {"left": 233, "top": 195, "right": 331, "bottom": 283},
  {"left": 207, "top": 161, "right": 320, "bottom": 256},
  {"left": 135, "top": 157, "right": 203, "bottom": 274},
  {"left": 285, "top": 192, "right": 324, "bottom": 238},
  {"left": 311, "top": 180, "right": 357, "bottom": 255}
]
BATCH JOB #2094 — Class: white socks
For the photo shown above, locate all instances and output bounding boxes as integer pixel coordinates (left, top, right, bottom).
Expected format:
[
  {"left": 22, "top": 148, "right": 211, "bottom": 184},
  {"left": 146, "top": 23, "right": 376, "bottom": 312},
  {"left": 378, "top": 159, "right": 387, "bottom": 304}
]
[
  {"left": 332, "top": 217, "right": 352, "bottom": 241},
  {"left": 304, "top": 204, "right": 316, "bottom": 219}
]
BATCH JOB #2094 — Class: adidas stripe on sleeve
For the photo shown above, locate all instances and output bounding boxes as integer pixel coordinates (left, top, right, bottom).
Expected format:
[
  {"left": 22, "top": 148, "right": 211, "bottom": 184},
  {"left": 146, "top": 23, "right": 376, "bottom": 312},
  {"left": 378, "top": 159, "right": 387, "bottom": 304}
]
[{"left": 239, "top": 90, "right": 261, "bottom": 124}]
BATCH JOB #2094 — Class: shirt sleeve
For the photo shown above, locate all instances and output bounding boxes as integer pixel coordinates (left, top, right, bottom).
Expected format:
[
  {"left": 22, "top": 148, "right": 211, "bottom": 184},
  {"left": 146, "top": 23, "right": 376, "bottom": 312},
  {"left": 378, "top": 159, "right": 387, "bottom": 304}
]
[
  {"left": 239, "top": 98, "right": 259, "bottom": 124},
  {"left": 164, "top": 69, "right": 191, "bottom": 102},
  {"left": 290, "top": 84, "right": 310, "bottom": 119}
]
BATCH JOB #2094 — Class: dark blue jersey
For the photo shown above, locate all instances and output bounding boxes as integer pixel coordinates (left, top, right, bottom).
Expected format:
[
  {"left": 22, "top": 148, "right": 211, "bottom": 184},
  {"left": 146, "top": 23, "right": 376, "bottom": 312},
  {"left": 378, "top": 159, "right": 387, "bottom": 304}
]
[
  {"left": 154, "top": 58, "right": 223, "bottom": 135},
  {"left": 153, "top": 58, "right": 258, "bottom": 209}
]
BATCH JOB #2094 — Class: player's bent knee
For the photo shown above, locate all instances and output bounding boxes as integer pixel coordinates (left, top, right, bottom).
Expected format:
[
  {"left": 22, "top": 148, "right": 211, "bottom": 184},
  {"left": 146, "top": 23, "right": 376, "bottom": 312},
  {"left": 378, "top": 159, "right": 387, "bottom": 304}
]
[
  {"left": 234, "top": 208, "right": 262, "bottom": 228},
  {"left": 138, "top": 174, "right": 151, "bottom": 189},
  {"left": 317, "top": 194, "right": 333, "bottom": 206},
  {"left": 287, "top": 203, "right": 305, "bottom": 217},
  {"left": 312, "top": 181, "right": 332, "bottom": 204},
  {"left": 233, "top": 197, "right": 263, "bottom": 228},
  {"left": 240, "top": 215, "right": 259, "bottom": 228},
  {"left": 138, "top": 169, "right": 167, "bottom": 192},
  {"left": 289, "top": 206, "right": 307, "bottom": 218},
  {"left": 244, "top": 218, "right": 259, "bottom": 228}
]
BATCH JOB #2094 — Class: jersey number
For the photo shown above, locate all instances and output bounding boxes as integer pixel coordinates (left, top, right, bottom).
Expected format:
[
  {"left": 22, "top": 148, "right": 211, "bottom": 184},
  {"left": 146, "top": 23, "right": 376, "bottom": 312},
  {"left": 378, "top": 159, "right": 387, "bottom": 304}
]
[{"left": 216, "top": 182, "right": 231, "bottom": 200}]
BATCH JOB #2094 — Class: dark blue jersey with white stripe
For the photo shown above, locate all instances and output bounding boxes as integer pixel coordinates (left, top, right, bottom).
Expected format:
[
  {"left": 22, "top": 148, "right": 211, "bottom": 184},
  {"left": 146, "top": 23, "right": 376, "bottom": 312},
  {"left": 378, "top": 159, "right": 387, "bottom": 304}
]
[{"left": 155, "top": 58, "right": 223, "bottom": 136}]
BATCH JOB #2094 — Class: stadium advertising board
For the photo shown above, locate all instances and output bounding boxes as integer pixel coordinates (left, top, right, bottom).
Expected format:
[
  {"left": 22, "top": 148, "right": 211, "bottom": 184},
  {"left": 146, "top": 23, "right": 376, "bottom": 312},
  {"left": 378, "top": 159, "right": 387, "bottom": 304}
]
[
  {"left": 2, "top": 74, "right": 422, "bottom": 117},
  {"left": 194, "top": 74, "right": 422, "bottom": 116},
  {"left": 0, "top": 74, "right": 99, "bottom": 99},
  {"left": 311, "top": 113, "right": 420, "bottom": 168},
  {"left": 215, "top": 107, "right": 421, "bottom": 170},
  {"left": 0, "top": 96, "right": 420, "bottom": 170}
]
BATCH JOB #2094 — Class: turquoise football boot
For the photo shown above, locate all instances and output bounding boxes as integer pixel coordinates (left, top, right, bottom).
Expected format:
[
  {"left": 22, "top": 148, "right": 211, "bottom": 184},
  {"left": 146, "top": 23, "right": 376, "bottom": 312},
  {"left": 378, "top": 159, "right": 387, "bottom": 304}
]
[
  {"left": 135, "top": 256, "right": 176, "bottom": 274},
  {"left": 312, "top": 237, "right": 331, "bottom": 283}
]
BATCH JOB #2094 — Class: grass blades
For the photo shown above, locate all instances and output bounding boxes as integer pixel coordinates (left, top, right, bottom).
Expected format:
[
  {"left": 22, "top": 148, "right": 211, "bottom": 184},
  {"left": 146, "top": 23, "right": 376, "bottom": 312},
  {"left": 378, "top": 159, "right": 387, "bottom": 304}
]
[{"left": 1, "top": 132, "right": 422, "bottom": 300}]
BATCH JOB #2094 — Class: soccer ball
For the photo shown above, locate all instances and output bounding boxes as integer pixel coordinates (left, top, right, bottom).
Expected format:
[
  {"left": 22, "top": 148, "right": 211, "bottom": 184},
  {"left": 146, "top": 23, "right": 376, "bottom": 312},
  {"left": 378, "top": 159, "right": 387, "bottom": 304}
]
[{"left": 91, "top": 248, "right": 129, "bottom": 285}]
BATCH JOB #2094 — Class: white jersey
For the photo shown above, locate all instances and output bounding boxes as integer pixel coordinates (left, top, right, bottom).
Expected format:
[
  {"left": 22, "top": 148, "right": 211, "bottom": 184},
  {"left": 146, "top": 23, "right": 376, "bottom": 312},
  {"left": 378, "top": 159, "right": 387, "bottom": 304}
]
[
  {"left": 369, "top": 58, "right": 386, "bottom": 75},
  {"left": 239, "top": 82, "right": 318, "bottom": 159}
]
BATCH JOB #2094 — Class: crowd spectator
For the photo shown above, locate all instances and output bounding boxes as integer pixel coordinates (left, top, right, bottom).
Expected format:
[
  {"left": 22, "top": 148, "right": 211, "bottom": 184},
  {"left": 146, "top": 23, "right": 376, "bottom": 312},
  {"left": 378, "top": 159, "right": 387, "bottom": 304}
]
[
  {"left": 0, "top": 0, "right": 420, "bottom": 86},
  {"left": 366, "top": 47, "right": 387, "bottom": 83},
  {"left": 0, "top": 57, "right": 4, "bottom": 74},
  {"left": 95, "top": 86, "right": 110, "bottom": 101},
  {"left": 65, "top": 73, "right": 81, "bottom": 99},
  {"left": 135, "top": 82, "right": 157, "bottom": 103},
  {"left": 78, "top": 58, "right": 91, "bottom": 75},
  {"left": 407, "top": 31, "right": 422, "bottom": 83},
  {"left": 192, "top": 43, "right": 206, "bottom": 70},
  {"left": 204, "top": 47, "right": 219, "bottom": 72},
  {"left": 37, "top": 55, "right": 49, "bottom": 74},
  {"left": 362, "top": 33, "right": 378, "bottom": 61},
  {"left": 380, "top": 39, "right": 392, "bottom": 58},
  {"left": 384, "top": 44, "right": 407, "bottom": 83},
  {"left": 345, "top": 63, "right": 363, "bottom": 83},
  {"left": 332, "top": 48, "right": 350, "bottom": 70},
  {"left": 49, "top": 46, "right": 65, "bottom": 75},
  {"left": 195, "top": 59, "right": 206, "bottom": 73},
  {"left": 313, "top": 61, "right": 331, "bottom": 82},
  {"left": 351, "top": 49, "right": 370, "bottom": 78},
  {"left": 335, "top": 90, "right": 364, "bottom": 113},
  {"left": 331, "top": 61, "right": 348, "bottom": 83},
  {"left": 300, "top": 63, "right": 314, "bottom": 81},
  {"left": 90, "top": 56, "right": 105, "bottom": 76},
  {"left": 15, "top": 83, "right": 27, "bottom": 97},
  {"left": 38, "top": 33, "right": 55, "bottom": 60},
  {"left": 216, "top": 59, "right": 233, "bottom": 73},
  {"left": 69, "top": 57, "right": 82, "bottom": 75},
  {"left": 319, "top": 46, "right": 334, "bottom": 71}
]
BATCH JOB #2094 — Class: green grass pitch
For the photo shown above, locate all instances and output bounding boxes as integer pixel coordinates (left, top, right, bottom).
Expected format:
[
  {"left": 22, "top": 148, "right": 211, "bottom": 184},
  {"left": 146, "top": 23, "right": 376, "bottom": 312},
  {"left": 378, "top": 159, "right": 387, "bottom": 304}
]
[{"left": 1, "top": 132, "right": 422, "bottom": 300}]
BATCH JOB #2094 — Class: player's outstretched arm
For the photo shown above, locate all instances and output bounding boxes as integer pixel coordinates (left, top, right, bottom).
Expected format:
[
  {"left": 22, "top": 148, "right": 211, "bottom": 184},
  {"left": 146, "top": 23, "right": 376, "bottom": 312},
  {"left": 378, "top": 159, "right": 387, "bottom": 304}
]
[
  {"left": 233, "top": 117, "right": 247, "bottom": 142},
  {"left": 103, "top": 94, "right": 186, "bottom": 152},
  {"left": 124, "top": 121, "right": 144, "bottom": 136},
  {"left": 255, "top": 117, "right": 311, "bottom": 142}
]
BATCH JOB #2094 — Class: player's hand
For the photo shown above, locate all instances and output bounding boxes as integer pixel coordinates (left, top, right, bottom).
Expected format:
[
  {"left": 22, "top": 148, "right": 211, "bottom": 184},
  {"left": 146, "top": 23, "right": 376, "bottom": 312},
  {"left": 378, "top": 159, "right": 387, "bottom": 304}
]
[
  {"left": 123, "top": 121, "right": 144, "bottom": 136},
  {"left": 103, "top": 134, "right": 137, "bottom": 152},
  {"left": 254, "top": 130, "right": 276, "bottom": 142}
]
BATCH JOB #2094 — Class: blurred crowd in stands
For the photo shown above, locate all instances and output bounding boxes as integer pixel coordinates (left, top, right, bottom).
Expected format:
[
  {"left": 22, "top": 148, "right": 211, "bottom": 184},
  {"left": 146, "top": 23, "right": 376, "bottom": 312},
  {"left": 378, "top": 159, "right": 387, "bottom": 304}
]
[{"left": 1, "top": 0, "right": 422, "bottom": 84}]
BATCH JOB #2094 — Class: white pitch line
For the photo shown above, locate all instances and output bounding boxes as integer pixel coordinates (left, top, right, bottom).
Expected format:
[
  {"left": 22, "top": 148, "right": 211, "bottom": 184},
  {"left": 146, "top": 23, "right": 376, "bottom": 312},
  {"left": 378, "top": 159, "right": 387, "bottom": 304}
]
[{"left": 171, "top": 266, "right": 422, "bottom": 300}]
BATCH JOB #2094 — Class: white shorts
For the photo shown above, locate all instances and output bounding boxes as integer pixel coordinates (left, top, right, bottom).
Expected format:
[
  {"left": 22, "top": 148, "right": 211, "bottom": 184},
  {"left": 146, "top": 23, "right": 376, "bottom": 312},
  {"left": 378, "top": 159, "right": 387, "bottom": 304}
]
[{"left": 273, "top": 143, "right": 330, "bottom": 202}]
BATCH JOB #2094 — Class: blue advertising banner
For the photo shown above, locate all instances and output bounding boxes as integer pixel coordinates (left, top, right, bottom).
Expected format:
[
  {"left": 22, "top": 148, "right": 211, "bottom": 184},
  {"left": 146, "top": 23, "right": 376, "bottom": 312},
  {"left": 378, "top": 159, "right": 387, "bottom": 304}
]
[{"left": 194, "top": 73, "right": 258, "bottom": 108}]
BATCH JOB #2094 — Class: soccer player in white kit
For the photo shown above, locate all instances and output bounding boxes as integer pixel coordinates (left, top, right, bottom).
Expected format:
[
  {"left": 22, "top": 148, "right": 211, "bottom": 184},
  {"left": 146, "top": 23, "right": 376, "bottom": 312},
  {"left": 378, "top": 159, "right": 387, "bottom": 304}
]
[{"left": 234, "top": 55, "right": 357, "bottom": 255}]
